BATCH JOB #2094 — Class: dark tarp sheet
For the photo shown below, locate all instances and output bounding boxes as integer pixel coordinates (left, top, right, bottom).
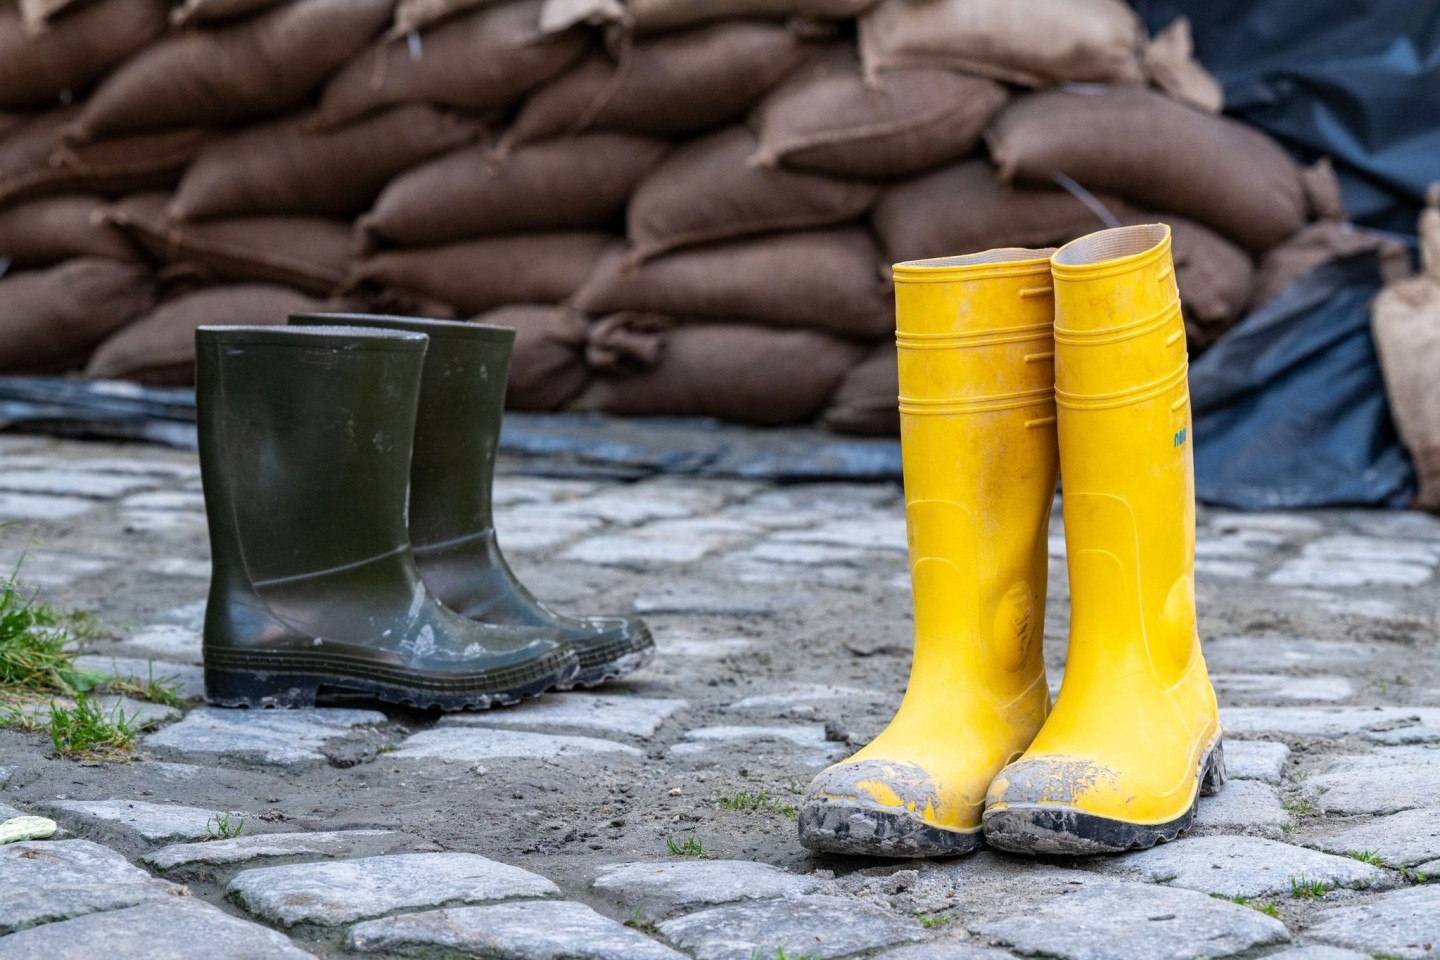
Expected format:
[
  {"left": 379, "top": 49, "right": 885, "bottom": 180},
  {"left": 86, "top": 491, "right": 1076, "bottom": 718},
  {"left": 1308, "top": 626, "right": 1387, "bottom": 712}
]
[
  {"left": 1133, "top": 0, "right": 1440, "bottom": 238},
  {"left": 1189, "top": 252, "right": 1415, "bottom": 510}
]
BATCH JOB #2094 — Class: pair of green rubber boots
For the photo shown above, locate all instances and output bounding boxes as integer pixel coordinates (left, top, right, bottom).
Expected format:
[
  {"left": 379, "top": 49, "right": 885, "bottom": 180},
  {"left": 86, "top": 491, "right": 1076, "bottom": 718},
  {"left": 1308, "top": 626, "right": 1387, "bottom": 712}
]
[{"left": 197, "top": 314, "right": 653, "bottom": 710}]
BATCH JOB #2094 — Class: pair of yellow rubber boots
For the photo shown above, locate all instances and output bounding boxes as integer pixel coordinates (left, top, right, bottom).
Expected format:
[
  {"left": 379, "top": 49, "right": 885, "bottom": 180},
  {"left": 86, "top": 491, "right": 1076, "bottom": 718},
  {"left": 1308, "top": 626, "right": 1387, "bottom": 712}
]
[{"left": 798, "top": 224, "right": 1224, "bottom": 858}]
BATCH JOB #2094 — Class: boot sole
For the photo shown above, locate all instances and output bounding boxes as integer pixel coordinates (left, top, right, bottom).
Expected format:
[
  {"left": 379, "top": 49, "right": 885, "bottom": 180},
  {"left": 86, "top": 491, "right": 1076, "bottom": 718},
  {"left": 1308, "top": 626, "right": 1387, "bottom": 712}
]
[
  {"left": 797, "top": 799, "right": 984, "bottom": 859},
  {"left": 204, "top": 650, "right": 576, "bottom": 711},
  {"left": 563, "top": 643, "right": 657, "bottom": 690},
  {"left": 981, "top": 738, "right": 1227, "bottom": 856}
]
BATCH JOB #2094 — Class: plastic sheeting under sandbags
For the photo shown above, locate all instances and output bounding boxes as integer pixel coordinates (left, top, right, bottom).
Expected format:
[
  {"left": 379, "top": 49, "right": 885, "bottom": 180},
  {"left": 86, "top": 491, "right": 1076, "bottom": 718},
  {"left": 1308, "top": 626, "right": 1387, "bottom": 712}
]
[{"left": 1189, "top": 252, "right": 1415, "bottom": 509}]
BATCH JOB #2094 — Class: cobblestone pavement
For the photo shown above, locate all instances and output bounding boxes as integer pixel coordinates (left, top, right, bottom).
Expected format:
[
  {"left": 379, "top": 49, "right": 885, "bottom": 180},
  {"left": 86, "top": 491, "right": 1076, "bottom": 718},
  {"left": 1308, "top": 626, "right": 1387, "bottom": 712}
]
[{"left": 2, "top": 432, "right": 1439, "bottom": 959}]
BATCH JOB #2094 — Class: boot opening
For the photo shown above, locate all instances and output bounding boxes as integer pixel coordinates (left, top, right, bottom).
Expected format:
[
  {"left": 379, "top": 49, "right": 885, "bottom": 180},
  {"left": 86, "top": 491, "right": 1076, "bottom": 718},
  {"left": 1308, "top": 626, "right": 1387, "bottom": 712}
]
[
  {"left": 1053, "top": 224, "right": 1168, "bottom": 267},
  {"left": 899, "top": 248, "right": 1053, "bottom": 269}
]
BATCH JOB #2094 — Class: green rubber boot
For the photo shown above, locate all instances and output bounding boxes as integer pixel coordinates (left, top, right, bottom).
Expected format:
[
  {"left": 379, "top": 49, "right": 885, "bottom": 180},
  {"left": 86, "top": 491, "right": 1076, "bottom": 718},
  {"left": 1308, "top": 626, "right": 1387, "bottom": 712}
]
[
  {"left": 289, "top": 313, "right": 655, "bottom": 687},
  {"left": 197, "top": 325, "right": 578, "bottom": 710}
]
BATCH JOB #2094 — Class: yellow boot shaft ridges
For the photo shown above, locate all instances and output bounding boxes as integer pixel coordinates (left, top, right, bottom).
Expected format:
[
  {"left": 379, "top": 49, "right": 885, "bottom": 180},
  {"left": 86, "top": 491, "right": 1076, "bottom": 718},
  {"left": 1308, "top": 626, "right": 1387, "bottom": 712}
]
[
  {"left": 986, "top": 224, "right": 1221, "bottom": 835},
  {"left": 802, "top": 250, "right": 1060, "bottom": 846}
]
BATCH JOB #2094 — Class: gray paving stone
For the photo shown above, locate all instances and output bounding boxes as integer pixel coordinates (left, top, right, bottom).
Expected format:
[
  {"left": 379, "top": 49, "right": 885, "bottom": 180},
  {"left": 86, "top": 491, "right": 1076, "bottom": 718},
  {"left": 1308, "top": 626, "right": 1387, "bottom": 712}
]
[
  {"left": 1104, "top": 835, "right": 1389, "bottom": 898},
  {"left": 672, "top": 724, "right": 841, "bottom": 760},
  {"left": 631, "top": 584, "right": 784, "bottom": 616},
  {"left": 144, "top": 830, "right": 400, "bottom": 871},
  {"left": 1194, "top": 558, "right": 1259, "bottom": 579},
  {"left": 1306, "top": 885, "right": 1440, "bottom": 959},
  {"left": 659, "top": 636, "right": 755, "bottom": 659},
  {"left": 145, "top": 707, "right": 386, "bottom": 766},
  {"left": 1305, "top": 746, "right": 1440, "bottom": 815},
  {"left": 561, "top": 535, "right": 716, "bottom": 566},
  {"left": 1193, "top": 780, "right": 1291, "bottom": 836},
  {"left": 1204, "top": 636, "right": 1378, "bottom": 672},
  {"left": 117, "top": 624, "right": 203, "bottom": 664},
  {"left": 118, "top": 491, "right": 205, "bottom": 512},
  {"left": 0, "top": 492, "right": 94, "bottom": 521},
  {"left": 0, "top": 897, "right": 314, "bottom": 959},
  {"left": 440, "top": 693, "right": 688, "bottom": 738},
  {"left": 119, "top": 508, "right": 207, "bottom": 534},
  {"left": 227, "top": 852, "right": 560, "bottom": 927},
  {"left": 1211, "top": 674, "right": 1355, "bottom": 703},
  {"left": 496, "top": 511, "right": 605, "bottom": 552},
  {"left": 1262, "top": 947, "right": 1373, "bottom": 960},
  {"left": 971, "top": 878, "right": 1289, "bottom": 959},
  {"left": 1207, "top": 511, "right": 1326, "bottom": 538},
  {"left": 1224, "top": 740, "right": 1291, "bottom": 784},
  {"left": 0, "top": 839, "right": 181, "bottom": 934},
  {"left": 1302, "top": 534, "right": 1440, "bottom": 565},
  {"left": 0, "top": 469, "right": 156, "bottom": 499},
  {"left": 731, "top": 541, "right": 886, "bottom": 567},
  {"left": 727, "top": 684, "right": 877, "bottom": 713},
  {"left": 393, "top": 727, "right": 641, "bottom": 762},
  {"left": 1221, "top": 706, "right": 1440, "bottom": 742},
  {"left": 347, "top": 900, "right": 685, "bottom": 959},
  {"left": 71, "top": 655, "right": 205, "bottom": 701},
  {"left": 553, "top": 490, "right": 702, "bottom": 525},
  {"left": 0, "top": 765, "right": 14, "bottom": 787},
  {"left": 873, "top": 946, "right": 1019, "bottom": 960},
  {"left": 46, "top": 799, "right": 248, "bottom": 844},
  {"left": 658, "top": 893, "right": 928, "bottom": 960},
  {"left": 770, "top": 518, "right": 907, "bottom": 551},
  {"left": 1281, "top": 588, "right": 1406, "bottom": 620},
  {"left": 0, "top": 551, "right": 109, "bottom": 588},
  {"left": 593, "top": 860, "right": 826, "bottom": 920},
  {"left": 1268, "top": 557, "right": 1433, "bottom": 587},
  {"left": 143, "top": 558, "right": 212, "bottom": 579},
  {"left": 1306, "top": 808, "right": 1440, "bottom": 867},
  {"left": 0, "top": 801, "right": 25, "bottom": 821}
]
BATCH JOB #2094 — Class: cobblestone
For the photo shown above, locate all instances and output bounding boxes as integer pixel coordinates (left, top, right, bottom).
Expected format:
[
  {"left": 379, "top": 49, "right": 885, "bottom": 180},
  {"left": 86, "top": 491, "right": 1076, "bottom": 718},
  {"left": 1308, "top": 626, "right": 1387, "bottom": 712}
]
[
  {"left": 46, "top": 799, "right": 248, "bottom": 845},
  {"left": 0, "top": 840, "right": 181, "bottom": 934},
  {"left": 347, "top": 900, "right": 686, "bottom": 959},
  {"left": 442, "top": 693, "right": 689, "bottom": 738},
  {"left": 1303, "top": 746, "right": 1440, "bottom": 815},
  {"left": 592, "top": 860, "right": 826, "bottom": 920},
  {"left": 227, "top": 852, "right": 560, "bottom": 927},
  {"left": 70, "top": 656, "right": 205, "bottom": 701},
  {"left": 143, "top": 830, "right": 406, "bottom": 871},
  {"left": 657, "top": 894, "right": 928, "bottom": 960},
  {"left": 1102, "top": 835, "right": 1391, "bottom": 898},
  {"left": 1306, "top": 885, "right": 1440, "bottom": 958},
  {"left": 1305, "top": 807, "right": 1440, "bottom": 866},
  {"left": 392, "top": 726, "right": 642, "bottom": 762},
  {"left": 144, "top": 707, "right": 386, "bottom": 765},
  {"left": 1223, "top": 740, "right": 1291, "bottom": 783}
]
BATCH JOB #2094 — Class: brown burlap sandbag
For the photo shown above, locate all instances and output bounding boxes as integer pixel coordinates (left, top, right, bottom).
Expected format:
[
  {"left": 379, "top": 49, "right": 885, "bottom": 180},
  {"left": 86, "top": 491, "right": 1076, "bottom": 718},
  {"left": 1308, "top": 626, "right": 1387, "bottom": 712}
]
[
  {"left": 0, "top": 109, "right": 210, "bottom": 204},
  {"left": 572, "top": 228, "right": 892, "bottom": 337},
  {"left": 1143, "top": 17, "right": 1223, "bottom": 114},
  {"left": 0, "top": 195, "right": 141, "bottom": 266},
  {"left": 627, "top": 127, "right": 878, "bottom": 260},
  {"left": 750, "top": 46, "right": 1008, "bottom": 178},
  {"left": 86, "top": 284, "right": 322, "bottom": 384},
  {"left": 1372, "top": 188, "right": 1440, "bottom": 513},
  {"left": 573, "top": 319, "right": 865, "bottom": 425},
  {"left": 358, "top": 133, "right": 668, "bottom": 251},
  {"left": 821, "top": 341, "right": 898, "bottom": 436},
  {"left": 170, "top": 0, "right": 289, "bottom": 26},
  {"left": 67, "top": 0, "right": 394, "bottom": 141},
  {"left": 472, "top": 304, "right": 589, "bottom": 410},
  {"left": 0, "top": 0, "right": 167, "bottom": 110},
  {"left": 988, "top": 87, "right": 1307, "bottom": 253},
  {"left": 18, "top": 0, "right": 85, "bottom": 34},
  {"left": 1254, "top": 221, "right": 1412, "bottom": 309},
  {"left": 349, "top": 233, "right": 618, "bottom": 315},
  {"left": 105, "top": 194, "right": 350, "bottom": 295},
  {"left": 504, "top": 22, "right": 808, "bottom": 145},
  {"left": 860, "top": 0, "right": 1144, "bottom": 87},
  {"left": 170, "top": 106, "right": 480, "bottom": 222},
  {"left": 871, "top": 158, "right": 1135, "bottom": 263},
  {"left": 387, "top": 0, "right": 502, "bottom": 38},
  {"left": 0, "top": 258, "right": 154, "bottom": 374},
  {"left": 1153, "top": 215, "right": 1255, "bottom": 349},
  {"left": 628, "top": 0, "right": 875, "bottom": 33},
  {"left": 315, "top": 0, "right": 586, "bottom": 130}
]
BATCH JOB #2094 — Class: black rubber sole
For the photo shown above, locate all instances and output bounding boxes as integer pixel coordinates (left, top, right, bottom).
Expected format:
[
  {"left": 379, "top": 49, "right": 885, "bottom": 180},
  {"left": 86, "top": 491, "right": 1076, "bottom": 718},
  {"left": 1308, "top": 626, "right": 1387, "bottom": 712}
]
[
  {"left": 558, "top": 625, "right": 657, "bottom": 690},
  {"left": 798, "top": 798, "right": 984, "bottom": 859},
  {"left": 204, "top": 649, "right": 577, "bottom": 711},
  {"left": 982, "top": 739, "right": 1227, "bottom": 856}
]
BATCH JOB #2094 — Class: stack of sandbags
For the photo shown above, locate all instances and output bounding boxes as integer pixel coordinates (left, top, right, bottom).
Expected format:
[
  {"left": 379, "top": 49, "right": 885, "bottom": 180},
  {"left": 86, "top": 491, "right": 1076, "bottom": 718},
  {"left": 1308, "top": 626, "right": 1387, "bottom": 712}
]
[{"left": 0, "top": 0, "right": 1385, "bottom": 438}]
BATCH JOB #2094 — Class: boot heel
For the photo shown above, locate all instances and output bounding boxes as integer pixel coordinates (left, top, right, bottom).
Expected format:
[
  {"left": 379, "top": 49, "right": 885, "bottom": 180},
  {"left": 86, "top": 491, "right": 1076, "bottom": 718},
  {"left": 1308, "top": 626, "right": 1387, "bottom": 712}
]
[
  {"left": 1200, "top": 739, "right": 1227, "bottom": 796},
  {"left": 204, "top": 668, "right": 322, "bottom": 708}
]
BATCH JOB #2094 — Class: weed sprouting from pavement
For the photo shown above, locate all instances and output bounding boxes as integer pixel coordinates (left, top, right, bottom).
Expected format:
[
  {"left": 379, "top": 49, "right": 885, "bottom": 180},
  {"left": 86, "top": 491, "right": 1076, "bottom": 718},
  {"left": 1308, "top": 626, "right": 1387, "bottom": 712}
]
[
  {"left": 1400, "top": 867, "right": 1431, "bottom": 884},
  {"left": 1281, "top": 798, "right": 1316, "bottom": 816},
  {"left": 749, "top": 950, "right": 813, "bottom": 960},
  {"left": 666, "top": 835, "right": 708, "bottom": 858},
  {"left": 718, "top": 791, "right": 797, "bottom": 819},
  {"left": 1349, "top": 850, "right": 1387, "bottom": 866},
  {"left": 0, "top": 564, "right": 103, "bottom": 697},
  {"left": 206, "top": 812, "right": 244, "bottom": 840},
  {"left": 1211, "top": 893, "right": 1280, "bottom": 918},
  {"left": 624, "top": 905, "right": 659, "bottom": 934},
  {"left": 1289, "top": 877, "right": 1329, "bottom": 899},
  {"left": 46, "top": 694, "right": 137, "bottom": 759},
  {"left": 105, "top": 664, "right": 186, "bottom": 709},
  {"left": 915, "top": 911, "right": 951, "bottom": 928}
]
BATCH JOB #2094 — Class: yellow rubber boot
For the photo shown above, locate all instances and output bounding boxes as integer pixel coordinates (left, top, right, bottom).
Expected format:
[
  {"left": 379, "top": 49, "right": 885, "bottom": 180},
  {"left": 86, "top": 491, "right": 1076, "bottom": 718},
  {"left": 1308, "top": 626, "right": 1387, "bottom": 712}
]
[
  {"left": 798, "top": 250, "right": 1059, "bottom": 857},
  {"left": 983, "top": 224, "right": 1224, "bottom": 856}
]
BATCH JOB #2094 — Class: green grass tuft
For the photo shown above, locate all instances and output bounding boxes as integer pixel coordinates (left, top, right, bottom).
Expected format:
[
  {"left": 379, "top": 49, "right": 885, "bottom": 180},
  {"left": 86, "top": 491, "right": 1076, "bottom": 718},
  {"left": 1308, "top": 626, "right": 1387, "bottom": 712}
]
[
  {"left": 0, "top": 569, "right": 104, "bottom": 697},
  {"left": 1349, "top": 850, "right": 1387, "bottom": 866},
  {"left": 206, "top": 812, "right": 244, "bottom": 840},
  {"left": 1289, "top": 877, "right": 1329, "bottom": 899},
  {"left": 718, "top": 791, "right": 798, "bottom": 819},
  {"left": 666, "top": 835, "right": 708, "bottom": 858},
  {"left": 46, "top": 694, "right": 137, "bottom": 759}
]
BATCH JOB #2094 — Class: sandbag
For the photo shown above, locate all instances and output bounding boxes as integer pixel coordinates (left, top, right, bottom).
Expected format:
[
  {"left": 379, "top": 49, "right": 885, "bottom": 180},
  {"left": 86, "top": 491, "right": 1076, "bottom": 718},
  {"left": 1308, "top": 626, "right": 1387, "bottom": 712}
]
[
  {"left": 67, "top": 0, "right": 394, "bottom": 141},
  {"left": 17, "top": 0, "right": 85, "bottom": 34},
  {"left": 627, "top": 0, "right": 875, "bottom": 33},
  {"left": 0, "top": 110, "right": 210, "bottom": 204},
  {"left": 627, "top": 127, "right": 877, "bottom": 260},
  {"left": 170, "top": 0, "right": 289, "bottom": 26},
  {"left": 0, "top": 258, "right": 154, "bottom": 374},
  {"left": 822, "top": 341, "right": 898, "bottom": 436},
  {"left": 359, "top": 133, "right": 667, "bottom": 251},
  {"left": 86, "top": 285, "right": 322, "bottom": 384},
  {"left": 572, "top": 228, "right": 892, "bottom": 337},
  {"left": 348, "top": 233, "right": 617, "bottom": 314},
  {"left": 474, "top": 304, "right": 589, "bottom": 411},
  {"left": 871, "top": 158, "right": 1134, "bottom": 262},
  {"left": 1371, "top": 188, "right": 1440, "bottom": 512},
  {"left": 1254, "top": 221, "right": 1412, "bottom": 309},
  {"left": 859, "top": 0, "right": 1144, "bottom": 87},
  {"left": 1143, "top": 17, "right": 1223, "bottom": 114},
  {"left": 171, "top": 106, "right": 481, "bottom": 222},
  {"left": 1156, "top": 215, "right": 1255, "bottom": 349},
  {"left": 0, "top": 195, "right": 141, "bottom": 267},
  {"left": 104, "top": 194, "right": 350, "bottom": 295},
  {"left": 504, "top": 22, "right": 808, "bottom": 145},
  {"left": 987, "top": 87, "right": 1307, "bottom": 253},
  {"left": 573, "top": 319, "right": 865, "bottom": 425},
  {"left": 388, "top": 0, "right": 500, "bottom": 37},
  {"left": 0, "top": 0, "right": 167, "bottom": 110},
  {"left": 750, "top": 47, "right": 1007, "bottom": 178},
  {"left": 315, "top": 0, "right": 586, "bottom": 130}
]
